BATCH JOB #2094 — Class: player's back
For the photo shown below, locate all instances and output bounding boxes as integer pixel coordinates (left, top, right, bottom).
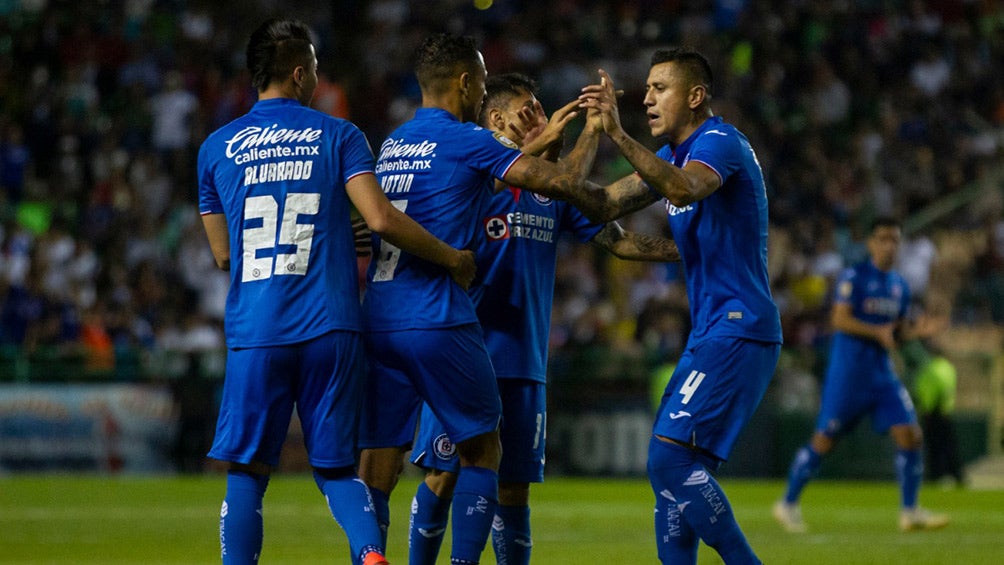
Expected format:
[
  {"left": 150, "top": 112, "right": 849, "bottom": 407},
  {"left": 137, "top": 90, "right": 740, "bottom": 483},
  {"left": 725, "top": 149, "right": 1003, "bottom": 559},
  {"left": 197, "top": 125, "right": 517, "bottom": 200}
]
[
  {"left": 658, "top": 116, "right": 781, "bottom": 347},
  {"left": 197, "top": 98, "right": 369, "bottom": 348},
  {"left": 363, "top": 107, "right": 522, "bottom": 331}
]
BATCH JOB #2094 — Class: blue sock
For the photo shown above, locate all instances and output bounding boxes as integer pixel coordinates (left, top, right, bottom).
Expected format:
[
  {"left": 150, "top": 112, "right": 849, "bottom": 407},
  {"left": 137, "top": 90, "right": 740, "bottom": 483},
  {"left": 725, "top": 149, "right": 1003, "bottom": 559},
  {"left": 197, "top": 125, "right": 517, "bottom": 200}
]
[
  {"left": 409, "top": 480, "right": 452, "bottom": 565},
  {"left": 648, "top": 438, "right": 761, "bottom": 565},
  {"left": 784, "top": 445, "right": 822, "bottom": 504},
  {"left": 896, "top": 449, "right": 923, "bottom": 509},
  {"left": 369, "top": 487, "right": 391, "bottom": 550},
  {"left": 492, "top": 504, "right": 532, "bottom": 565},
  {"left": 220, "top": 471, "right": 269, "bottom": 565},
  {"left": 313, "top": 471, "right": 384, "bottom": 564},
  {"left": 450, "top": 466, "right": 498, "bottom": 565},
  {"left": 653, "top": 487, "right": 698, "bottom": 564}
]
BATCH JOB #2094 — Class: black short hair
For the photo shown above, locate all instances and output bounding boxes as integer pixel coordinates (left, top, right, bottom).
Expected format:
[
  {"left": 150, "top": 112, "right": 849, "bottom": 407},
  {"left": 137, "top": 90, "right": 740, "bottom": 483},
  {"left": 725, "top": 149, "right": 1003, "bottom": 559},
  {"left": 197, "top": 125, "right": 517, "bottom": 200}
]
[
  {"left": 478, "top": 73, "right": 537, "bottom": 126},
  {"left": 650, "top": 47, "right": 713, "bottom": 96},
  {"left": 414, "top": 33, "right": 481, "bottom": 94},
  {"left": 246, "top": 18, "right": 314, "bottom": 91},
  {"left": 870, "top": 216, "right": 901, "bottom": 233}
]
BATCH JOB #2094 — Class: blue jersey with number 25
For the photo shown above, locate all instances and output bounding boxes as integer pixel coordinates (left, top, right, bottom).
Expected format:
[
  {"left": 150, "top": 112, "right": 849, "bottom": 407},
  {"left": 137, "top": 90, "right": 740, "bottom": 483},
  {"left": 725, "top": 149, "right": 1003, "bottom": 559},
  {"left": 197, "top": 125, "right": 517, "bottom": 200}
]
[{"left": 198, "top": 98, "right": 371, "bottom": 348}]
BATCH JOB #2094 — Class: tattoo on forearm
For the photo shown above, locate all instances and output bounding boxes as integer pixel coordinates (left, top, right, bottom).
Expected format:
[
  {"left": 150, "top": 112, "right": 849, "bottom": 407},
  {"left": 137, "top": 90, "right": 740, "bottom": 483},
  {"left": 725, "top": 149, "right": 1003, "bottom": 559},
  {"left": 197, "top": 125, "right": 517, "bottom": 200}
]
[
  {"left": 614, "top": 189, "right": 659, "bottom": 216},
  {"left": 625, "top": 232, "right": 680, "bottom": 261},
  {"left": 593, "top": 224, "right": 680, "bottom": 262},
  {"left": 591, "top": 225, "right": 620, "bottom": 248}
]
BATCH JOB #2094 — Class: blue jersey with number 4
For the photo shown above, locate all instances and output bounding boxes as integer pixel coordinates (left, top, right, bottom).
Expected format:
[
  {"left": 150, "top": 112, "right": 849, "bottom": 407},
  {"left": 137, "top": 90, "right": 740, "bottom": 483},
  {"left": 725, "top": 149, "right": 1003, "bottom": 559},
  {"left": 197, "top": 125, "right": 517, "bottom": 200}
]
[
  {"left": 653, "top": 116, "right": 781, "bottom": 346},
  {"left": 198, "top": 98, "right": 370, "bottom": 348},
  {"left": 363, "top": 108, "right": 523, "bottom": 331}
]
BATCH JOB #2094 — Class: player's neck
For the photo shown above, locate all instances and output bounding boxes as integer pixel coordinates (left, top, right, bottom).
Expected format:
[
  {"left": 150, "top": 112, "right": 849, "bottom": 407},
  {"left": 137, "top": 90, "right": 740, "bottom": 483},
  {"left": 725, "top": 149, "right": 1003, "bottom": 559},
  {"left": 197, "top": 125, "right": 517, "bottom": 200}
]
[
  {"left": 258, "top": 79, "right": 305, "bottom": 104},
  {"left": 670, "top": 109, "right": 714, "bottom": 147},
  {"left": 871, "top": 258, "right": 893, "bottom": 272},
  {"left": 422, "top": 94, "right": 465, "bottom": 122}
]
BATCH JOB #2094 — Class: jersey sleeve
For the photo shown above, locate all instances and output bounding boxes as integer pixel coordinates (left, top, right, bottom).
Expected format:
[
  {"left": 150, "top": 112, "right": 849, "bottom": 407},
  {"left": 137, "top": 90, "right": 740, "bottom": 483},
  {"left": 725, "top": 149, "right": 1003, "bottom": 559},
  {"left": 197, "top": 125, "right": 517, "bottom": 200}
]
[
  {"left": 338, "top": 121, "right": 377, "bottom": 183},
  {"left": 197, "top": 140, "right": 223, "bottom": 215},
  {"left": 562, "top": 203, "right": 604, "bottom": 243},
  {"left": 465, "top": 126, "right": 524, "bottom": 180},
  {"left": 687, "top": 126, "right": 744, "bottom": 187},
  {"left": 833, "top": 267, "right": 858, "bottom": 306}
]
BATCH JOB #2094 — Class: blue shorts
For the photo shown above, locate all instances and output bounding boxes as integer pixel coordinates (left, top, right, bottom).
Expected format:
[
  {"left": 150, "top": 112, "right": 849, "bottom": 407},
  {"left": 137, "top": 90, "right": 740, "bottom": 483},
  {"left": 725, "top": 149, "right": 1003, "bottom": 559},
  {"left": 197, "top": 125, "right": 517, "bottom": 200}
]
[
  {"left": 815, "top": 361, "right": 917, "bottom": 436},
  {"left": 412, "top": 378, "right": 546, "bottom": 483},
  {"left": 208, "top": 330, "right": 364, "bottom": 469},
  {"left": 653, "top": 337, "right": 780, "bottom": 461},
  {"left": 359, "top": 324, "right": 501, "bottom": 449}
]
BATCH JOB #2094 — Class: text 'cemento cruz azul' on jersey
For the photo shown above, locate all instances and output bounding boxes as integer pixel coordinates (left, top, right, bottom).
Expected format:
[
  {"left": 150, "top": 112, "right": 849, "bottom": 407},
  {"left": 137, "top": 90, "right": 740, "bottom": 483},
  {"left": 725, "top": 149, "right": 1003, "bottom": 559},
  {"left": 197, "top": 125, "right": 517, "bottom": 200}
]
[
  {"left": 486, "top": 212, "right": 556, "bottom": 242},
  {"left": 508, "top": 211, "right": 555, "bottom": 230}
]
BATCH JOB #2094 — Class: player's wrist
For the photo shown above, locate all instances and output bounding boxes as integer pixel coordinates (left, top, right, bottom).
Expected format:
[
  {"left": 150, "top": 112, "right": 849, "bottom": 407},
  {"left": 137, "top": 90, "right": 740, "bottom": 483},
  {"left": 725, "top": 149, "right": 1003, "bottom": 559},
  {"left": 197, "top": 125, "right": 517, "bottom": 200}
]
[{"left": 609, "top": 127, "right": 630, "bottom": 146}]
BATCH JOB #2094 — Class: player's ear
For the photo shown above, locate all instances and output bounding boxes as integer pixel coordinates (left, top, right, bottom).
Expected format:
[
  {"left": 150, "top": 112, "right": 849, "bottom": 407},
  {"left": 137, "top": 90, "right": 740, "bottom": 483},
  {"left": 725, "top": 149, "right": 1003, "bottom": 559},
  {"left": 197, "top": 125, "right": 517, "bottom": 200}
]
[
  {"left": 688, "top": 84, "right": 707, "bottom": 109},
  {"left": 459, "top": 71, "right": 471, "bottom": 97},
  {"left": 489, "top": 108, "right": 505, "bottom": 132}
]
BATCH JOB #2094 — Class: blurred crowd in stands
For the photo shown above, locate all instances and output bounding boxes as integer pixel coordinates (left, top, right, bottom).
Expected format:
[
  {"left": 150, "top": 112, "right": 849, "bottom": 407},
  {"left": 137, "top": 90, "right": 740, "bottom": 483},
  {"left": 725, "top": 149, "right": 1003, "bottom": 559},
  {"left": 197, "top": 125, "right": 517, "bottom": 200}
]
[{"left": 1, "top": 0, "right": 1003, "bottom": 387}]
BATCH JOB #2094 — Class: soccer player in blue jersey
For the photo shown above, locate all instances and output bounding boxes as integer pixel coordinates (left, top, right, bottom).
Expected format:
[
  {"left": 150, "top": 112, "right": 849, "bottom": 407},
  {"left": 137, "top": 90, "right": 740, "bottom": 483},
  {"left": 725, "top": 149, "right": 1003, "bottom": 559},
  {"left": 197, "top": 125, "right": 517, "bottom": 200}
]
[
  {"left": 356, "top": 34, "right": 606, "bottom": 565},
  {"left": 405, "top": 73, "right": 682, "bottom": 565},
  {"left": 197, "top": 19, "right": 475, "bottom": 565},
  {"left": 576, "top": 48, "right": 783, "bottom": 564},
  {"left": 774, "top": 217, "right": 949, "bottom": 533}
]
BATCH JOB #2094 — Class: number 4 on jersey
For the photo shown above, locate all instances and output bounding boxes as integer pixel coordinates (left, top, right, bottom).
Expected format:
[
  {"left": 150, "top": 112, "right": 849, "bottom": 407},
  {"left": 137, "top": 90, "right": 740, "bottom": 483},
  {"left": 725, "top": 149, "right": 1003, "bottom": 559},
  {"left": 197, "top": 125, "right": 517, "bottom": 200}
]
[{"left": 679, "top": 370, "right": 706, "bottom": 405}]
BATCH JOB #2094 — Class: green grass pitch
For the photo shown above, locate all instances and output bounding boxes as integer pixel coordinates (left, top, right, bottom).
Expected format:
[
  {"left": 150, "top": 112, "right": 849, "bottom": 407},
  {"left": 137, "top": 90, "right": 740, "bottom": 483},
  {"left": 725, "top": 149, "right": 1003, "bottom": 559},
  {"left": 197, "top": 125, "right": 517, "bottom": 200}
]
[{"left": 2, "top": 475, "right": 1002, "bottom": 564}]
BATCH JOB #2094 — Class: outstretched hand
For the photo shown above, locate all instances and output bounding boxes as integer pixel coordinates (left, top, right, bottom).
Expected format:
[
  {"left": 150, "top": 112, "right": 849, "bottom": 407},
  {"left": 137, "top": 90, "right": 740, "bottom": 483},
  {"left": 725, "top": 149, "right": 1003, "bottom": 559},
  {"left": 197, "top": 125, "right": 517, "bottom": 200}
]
[
  {"left": 506, "top": 99, "right": 547, "bottom": 146},
  {"left": 579, "top": 69, "right": 623, "bottom": 136},
  {"left": 515, "top": 98, "right": 581, "bottom": 158}
]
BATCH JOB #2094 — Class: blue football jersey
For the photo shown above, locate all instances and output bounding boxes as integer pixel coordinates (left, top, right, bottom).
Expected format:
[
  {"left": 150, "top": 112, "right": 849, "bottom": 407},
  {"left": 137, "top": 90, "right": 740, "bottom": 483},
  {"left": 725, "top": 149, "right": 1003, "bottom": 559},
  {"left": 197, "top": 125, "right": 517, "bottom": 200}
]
[
  {"left": 827, "top": 260, "right": 910, "bottom": 378},
  {"left": 652, "top": 116, "right": 781, "bottom": 346},
  {"left": 363, "top": 108, "right": 523, "bottom": 330},
  {"left": 198, "top": 98, "right": 370, "bottom": 347},
  {"left": 473, "top": 187, "right": 603, "bottom": 382}
]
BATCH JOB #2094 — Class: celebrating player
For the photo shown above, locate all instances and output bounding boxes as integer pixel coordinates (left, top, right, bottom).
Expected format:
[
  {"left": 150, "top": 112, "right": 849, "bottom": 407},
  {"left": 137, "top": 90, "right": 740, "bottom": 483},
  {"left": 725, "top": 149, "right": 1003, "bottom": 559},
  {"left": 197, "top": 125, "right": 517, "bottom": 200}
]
[
  {"left": 356, "top": 33, "right": 606, "bottom": 564},
  {"left": 197, "top": 18, "right": 474, "bottom": 565},
  {"left": 575, "top": 47, "right": 783, "bottom": 564},
  {"left": 774, "top": 217, "right": 949, "bottom": 533},
  {"left": 406, "top": 72, "right": 682, "bottom": 565}
]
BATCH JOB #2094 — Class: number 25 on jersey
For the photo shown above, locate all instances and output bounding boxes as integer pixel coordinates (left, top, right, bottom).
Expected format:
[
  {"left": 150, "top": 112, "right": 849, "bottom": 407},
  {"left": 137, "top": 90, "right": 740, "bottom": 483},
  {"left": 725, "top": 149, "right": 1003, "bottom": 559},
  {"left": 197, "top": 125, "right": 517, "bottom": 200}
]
[{"left": 242, "top": 193, "right": 319, "bottom": 282}]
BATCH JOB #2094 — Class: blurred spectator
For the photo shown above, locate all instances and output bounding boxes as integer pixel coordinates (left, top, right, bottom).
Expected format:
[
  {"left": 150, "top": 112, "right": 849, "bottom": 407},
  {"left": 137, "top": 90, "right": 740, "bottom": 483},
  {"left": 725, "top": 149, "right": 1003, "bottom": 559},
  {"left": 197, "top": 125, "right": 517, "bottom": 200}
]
[
  {"left": 0, "top": 0, "right": 999, "bottom": 383},
  {"left": 310, "top": 71, "right": 352, "bottom": 119},
  {"left": 0, "top": 124, "right": 31, "bottom": 205},
  {"left": 149, "top": 69, "right": 198, "bottom": 179}
]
